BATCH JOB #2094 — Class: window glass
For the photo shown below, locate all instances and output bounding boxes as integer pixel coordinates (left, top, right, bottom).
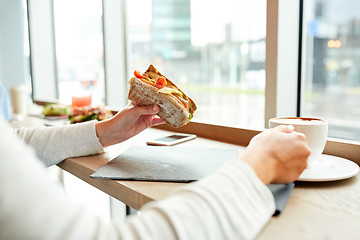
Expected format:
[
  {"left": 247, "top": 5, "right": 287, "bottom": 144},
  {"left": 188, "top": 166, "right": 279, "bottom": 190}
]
[
  {"left": 302, "top": 0, "right": 360, "bottom": 141},
  {"left": 53, "top": 0, "right": 105, "bottom": 106},
  {"left": 127, "top": 0, "right": 266, "bottom": 129},
  {"left": 52, "top": 0, "right": 109, "bottom": 222}
]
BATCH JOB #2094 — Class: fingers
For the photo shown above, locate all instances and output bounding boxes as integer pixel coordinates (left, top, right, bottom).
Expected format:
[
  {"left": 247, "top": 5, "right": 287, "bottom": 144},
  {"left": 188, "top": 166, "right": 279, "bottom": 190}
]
[
  {"left": 273, "top": 124, "right": 295, "bottom": 133},
  {"left": 272, "top": 125, "right": 308, "bottom": 144},
  {"left": 128, "top": 104, "right": 161, "bottom": 117},
  {"left": 151, "top": 117, "right": 165, "bottom": 126},
  {"left": 249, "top": 125, "right": 295, "bottom": 146},
  {"left": 292, "top": 131, "right": 307, "bottom": 142}
]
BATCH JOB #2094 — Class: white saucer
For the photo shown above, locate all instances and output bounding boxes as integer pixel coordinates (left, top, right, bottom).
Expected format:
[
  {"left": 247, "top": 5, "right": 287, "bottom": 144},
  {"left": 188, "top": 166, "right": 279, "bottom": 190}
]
[{"left": 298, "top": 154, "right": 359, "bottom": 182}]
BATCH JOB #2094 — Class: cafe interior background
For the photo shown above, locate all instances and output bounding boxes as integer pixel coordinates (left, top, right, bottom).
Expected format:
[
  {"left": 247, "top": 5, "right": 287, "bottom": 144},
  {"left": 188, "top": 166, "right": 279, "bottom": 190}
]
[{"left": 1, "top": 0, "right": 360, "bottom": 221}]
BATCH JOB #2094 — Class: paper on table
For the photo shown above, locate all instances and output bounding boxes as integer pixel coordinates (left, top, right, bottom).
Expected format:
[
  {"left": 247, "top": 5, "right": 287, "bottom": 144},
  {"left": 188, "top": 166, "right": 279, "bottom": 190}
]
[{"left": 91, "top": 146, "right": 236, "bottom": 182}]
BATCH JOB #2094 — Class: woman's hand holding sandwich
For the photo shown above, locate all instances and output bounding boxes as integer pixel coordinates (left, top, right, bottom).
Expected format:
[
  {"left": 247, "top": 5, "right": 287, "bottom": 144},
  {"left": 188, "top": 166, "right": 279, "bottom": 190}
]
[{"left": 95, "top": 102, "right": 164, "bottom": 147}]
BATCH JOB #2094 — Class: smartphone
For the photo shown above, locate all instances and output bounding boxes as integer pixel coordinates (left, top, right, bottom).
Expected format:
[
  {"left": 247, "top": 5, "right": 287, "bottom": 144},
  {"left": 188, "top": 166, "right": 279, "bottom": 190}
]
[{"left": 146, "top": 133, "right": 197, "bottom": 146}]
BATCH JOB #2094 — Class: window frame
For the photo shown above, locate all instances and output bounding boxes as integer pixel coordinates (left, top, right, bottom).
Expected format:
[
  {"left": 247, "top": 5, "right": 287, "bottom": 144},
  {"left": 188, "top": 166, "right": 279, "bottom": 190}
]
[
  {"left": 102, "top": 0, "right": 129, "bottom": 108},
  {"left": 265, "top": 0, "right": 301, "bottom": 126},
  {"left": 27, "top": 0, "right": 59, "bottom": 100}
]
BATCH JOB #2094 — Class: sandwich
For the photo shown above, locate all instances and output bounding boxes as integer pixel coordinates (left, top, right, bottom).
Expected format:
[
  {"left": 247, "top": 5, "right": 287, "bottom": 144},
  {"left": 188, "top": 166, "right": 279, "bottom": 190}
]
[{"left": 128, "top": 64, "right": 197, "bottom": 128}]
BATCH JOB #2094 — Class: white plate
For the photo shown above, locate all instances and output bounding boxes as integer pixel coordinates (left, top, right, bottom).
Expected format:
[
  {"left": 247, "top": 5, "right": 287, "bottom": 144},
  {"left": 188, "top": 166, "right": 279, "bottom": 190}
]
[
  {"left": 298, "top": 154, "right": 359, "bottom": 182},
  {"left": 44, "top": 115, "right": 69, "bottom": 120}
]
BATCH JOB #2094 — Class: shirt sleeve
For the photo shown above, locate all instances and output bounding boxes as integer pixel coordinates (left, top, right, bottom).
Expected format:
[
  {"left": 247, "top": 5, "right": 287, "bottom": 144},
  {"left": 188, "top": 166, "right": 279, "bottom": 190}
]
[
  {"left": 0, "top": 117, "right": 275, "bottom": 240},
  {"left": 12, "top": 120, "right": 104, "bottom": 166},
  {"left": 121, "top": 160, "right": 275, "bottom": 240}
]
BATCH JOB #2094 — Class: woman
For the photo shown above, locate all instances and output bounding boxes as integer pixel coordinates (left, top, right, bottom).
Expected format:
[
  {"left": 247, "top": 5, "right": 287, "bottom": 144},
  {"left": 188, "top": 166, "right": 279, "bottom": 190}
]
[{"left": 0, "top": 103, "right": 310, "bottom": 239}]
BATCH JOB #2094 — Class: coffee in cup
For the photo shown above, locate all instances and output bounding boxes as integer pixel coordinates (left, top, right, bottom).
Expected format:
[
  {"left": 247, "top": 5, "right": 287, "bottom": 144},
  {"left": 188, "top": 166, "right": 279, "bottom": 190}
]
[{"left": 269, "top": 117, "right": 328, "bottom": 167}]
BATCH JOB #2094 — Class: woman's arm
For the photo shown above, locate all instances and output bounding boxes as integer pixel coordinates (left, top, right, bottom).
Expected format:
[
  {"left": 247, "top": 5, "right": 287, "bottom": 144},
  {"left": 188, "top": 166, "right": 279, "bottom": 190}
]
[
  {"left": 13, "top": 121, "right": 104, "bottom": 166},
  {"left": 13, "top": 103, "right": 164, "bottom": 167},
  {"left": 1, "top": 117, "right": 275, "bottom": 240}
]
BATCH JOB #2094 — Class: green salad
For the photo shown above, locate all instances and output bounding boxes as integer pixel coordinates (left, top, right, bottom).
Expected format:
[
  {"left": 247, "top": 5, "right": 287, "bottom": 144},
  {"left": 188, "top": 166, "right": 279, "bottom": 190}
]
[{"left": 42, "top": 103, "right": 71, "bottom": 116}]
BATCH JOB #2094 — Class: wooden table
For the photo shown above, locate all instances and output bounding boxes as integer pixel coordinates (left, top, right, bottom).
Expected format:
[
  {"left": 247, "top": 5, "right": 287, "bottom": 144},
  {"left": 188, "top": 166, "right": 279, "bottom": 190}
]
[{"left": 57, "top": 127, "right": 360, "bottom": 240}]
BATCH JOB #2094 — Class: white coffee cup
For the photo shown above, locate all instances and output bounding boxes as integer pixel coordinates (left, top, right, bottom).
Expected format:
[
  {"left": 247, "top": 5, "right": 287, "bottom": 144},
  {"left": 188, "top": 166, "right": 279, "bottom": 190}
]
[{"left": 269, "top": 117, "right": 328, "bottom": 167}]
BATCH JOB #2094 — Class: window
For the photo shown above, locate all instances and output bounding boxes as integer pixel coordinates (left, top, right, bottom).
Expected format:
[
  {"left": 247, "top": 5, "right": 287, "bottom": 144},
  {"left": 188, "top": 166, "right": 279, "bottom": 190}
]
[
  {"left": 52, "top": 0, "right": 109, "bottom": 222},
  {"left": 26, "top": 0, "right": 360, "bottom": 142},
  {"left": 53, "top": 0, "right": 105, "bottom": 106},
  {"left": 302, "top": 0, "right": 360, "bottom": 141},
  {"left": 127, "top": 0, "right": 267, "bottom": 129}
]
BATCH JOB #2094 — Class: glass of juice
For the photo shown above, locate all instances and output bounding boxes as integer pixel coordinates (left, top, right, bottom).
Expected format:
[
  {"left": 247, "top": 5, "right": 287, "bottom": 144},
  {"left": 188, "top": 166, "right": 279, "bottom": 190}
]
[{"left": 71, "top": 94, "right": 92, "bottom": 107}]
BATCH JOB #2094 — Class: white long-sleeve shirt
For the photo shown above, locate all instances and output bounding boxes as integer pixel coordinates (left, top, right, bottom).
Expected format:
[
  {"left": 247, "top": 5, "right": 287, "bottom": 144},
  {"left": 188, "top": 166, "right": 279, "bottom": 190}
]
[{"left": 0, "top": 117, "right": 275, "bottom": 240}]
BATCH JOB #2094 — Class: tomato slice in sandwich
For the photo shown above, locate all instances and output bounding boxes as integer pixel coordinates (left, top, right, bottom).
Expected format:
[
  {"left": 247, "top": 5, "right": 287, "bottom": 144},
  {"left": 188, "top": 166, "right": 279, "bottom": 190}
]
[
  {"left": 156, "top": 77, "right": 167, "bottom": 87},
  {"left": 134, "top": 70, "right": 146, "bottom": 79}
]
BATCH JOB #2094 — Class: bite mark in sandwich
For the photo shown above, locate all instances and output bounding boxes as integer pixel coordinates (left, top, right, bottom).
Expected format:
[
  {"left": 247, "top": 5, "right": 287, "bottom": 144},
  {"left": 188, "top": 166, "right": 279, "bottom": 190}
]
[{"left": 128, "top": 65, "right": 197, "bottom": 128}]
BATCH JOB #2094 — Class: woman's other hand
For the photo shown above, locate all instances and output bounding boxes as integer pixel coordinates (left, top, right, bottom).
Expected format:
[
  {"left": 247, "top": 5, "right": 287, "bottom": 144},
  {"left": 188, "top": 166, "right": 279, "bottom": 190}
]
[{"left": 241, "top": 125, "right": 311, "bottom": 185}]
